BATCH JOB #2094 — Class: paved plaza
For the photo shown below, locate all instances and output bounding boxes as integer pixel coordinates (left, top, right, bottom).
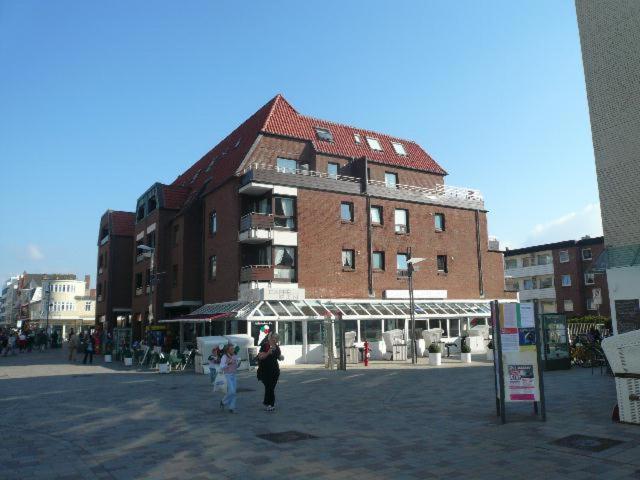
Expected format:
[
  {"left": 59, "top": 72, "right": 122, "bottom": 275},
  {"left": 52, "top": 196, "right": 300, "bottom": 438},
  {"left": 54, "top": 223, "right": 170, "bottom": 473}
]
[{"left": 1, "top": 349, "right": 639, "bottom": 480}]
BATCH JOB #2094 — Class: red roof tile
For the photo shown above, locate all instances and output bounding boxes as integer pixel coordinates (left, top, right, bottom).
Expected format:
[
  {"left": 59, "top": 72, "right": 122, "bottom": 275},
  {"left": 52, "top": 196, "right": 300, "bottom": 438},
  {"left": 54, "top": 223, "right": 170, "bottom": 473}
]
[
  {"left": 109, "top": 211, "right": 135, "bottom": 237},
  {"left": 161, "top": 185, "right": 190, "bottom": 210}
]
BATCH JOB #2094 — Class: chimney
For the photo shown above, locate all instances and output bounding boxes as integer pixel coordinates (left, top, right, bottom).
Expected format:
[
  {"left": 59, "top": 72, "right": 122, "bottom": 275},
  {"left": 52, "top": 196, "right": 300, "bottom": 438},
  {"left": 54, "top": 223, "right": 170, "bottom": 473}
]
[{"left": 85, "top": 275, "right": 91, "bottom": 292}]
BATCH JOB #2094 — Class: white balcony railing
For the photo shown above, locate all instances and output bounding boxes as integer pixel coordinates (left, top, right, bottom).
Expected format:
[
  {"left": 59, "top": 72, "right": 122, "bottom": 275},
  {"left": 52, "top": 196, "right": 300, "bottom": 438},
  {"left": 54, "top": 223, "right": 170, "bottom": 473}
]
[
  {"left": 504, "top": 263, "right": 554, "bottom": 279},
  {"left": 368, "top": 179, "right": 484, "bottom": 209},
  {"left": 518, "top": 287, "right": 556, "bottom": 301},
  {"left": 242, "top": 162, "right": 361, "bottom": 183}
]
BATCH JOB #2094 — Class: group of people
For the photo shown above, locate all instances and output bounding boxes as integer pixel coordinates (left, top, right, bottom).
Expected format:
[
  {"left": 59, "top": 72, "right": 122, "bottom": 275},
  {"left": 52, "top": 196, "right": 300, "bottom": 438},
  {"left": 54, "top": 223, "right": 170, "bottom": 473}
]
[
  {"left": 66, "top": 328, "right": 110, "bottom": 364},
  {"left": 0, "top": 327, "right": 58, "bottom": 356},
  {"left": 208, "top": 331, "right": 283, "bottom": 414}
]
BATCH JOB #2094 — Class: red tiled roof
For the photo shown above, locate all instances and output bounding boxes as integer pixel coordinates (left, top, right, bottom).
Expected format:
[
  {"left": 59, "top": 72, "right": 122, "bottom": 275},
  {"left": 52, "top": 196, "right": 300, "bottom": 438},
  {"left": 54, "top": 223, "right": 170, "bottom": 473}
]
[
  {"left": 261, "top": 95, "right": 447, "bottom": 175},
  {"left": 109, "top": 211, "right": 135, "bottom": 237},
  {"left": 168, "top": 95, "right": 445, "bottom": 210}
]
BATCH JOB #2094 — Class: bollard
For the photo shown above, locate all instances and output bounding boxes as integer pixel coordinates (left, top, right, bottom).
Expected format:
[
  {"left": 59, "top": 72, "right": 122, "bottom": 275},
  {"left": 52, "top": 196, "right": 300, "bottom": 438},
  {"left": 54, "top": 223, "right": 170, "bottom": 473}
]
[{"left": 364, "top": 340, "right": 369, "bottom": 367}]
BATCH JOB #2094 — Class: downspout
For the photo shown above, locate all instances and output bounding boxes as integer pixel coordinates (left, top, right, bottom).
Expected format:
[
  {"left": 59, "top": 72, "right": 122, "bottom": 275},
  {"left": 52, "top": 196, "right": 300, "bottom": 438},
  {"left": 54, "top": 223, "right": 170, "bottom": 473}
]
[
  {"left": 364, "top": 157, "right": 374, "bottom": 297},
  {"left": 475, "top": 210, "right": 485, "bottom": 297}
]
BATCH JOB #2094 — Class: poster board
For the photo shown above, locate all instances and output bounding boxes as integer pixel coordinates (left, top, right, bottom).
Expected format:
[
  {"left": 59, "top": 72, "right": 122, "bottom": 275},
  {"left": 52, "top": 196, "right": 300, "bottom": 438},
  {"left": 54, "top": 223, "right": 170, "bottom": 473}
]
[{"left": 492, "top": 301, "right": 546, "bottom": 423}]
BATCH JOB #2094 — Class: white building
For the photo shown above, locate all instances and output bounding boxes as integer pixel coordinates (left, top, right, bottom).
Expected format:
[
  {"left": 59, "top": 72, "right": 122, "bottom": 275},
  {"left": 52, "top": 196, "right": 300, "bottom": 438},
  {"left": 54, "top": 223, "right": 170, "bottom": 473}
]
[{"left": 576, "top": 1, "right": 640, "bottom": 333}]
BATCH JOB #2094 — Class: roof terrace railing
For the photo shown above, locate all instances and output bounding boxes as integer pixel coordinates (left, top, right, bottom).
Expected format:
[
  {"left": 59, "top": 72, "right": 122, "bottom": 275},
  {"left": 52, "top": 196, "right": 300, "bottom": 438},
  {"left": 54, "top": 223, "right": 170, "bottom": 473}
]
[
  {"left": 368, "top": 179, "right": 484, "bottom": 209},
  {"left": 242, "top": 162, "right": 361, "bottom": 184}
]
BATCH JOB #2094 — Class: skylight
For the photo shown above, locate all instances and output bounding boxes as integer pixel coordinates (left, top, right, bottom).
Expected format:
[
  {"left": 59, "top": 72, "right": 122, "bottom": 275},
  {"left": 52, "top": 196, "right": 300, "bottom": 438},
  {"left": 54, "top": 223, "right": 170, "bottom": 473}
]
[
  {"left": 366, "top": 137, "right": 383, "bottom": 151},
  {"left": 392, "top": 142, "right": 407, "bottom": 156},
  {"left": 315, "top": 127, "right": 334, "bottom": 143},
  {"left": 354, "top": 133, "right": 361, "bottom": 144}
]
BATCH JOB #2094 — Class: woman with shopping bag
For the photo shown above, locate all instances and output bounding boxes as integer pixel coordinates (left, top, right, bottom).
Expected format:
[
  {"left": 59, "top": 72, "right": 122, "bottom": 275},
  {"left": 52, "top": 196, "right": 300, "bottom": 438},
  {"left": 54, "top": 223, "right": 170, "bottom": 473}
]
[{"left": 219, "top": 344, "right": 240, "bottom": 413}]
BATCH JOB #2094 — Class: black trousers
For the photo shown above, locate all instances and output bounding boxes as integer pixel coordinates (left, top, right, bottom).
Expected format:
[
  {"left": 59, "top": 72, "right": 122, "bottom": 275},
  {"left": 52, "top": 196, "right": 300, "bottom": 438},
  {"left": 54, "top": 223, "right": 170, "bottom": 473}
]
[
  {"left": 262, "top": 373, "right": 279, "bottom": 406},
  {"left": 83, "top": 350, "right": 93, "bottom": 364}
]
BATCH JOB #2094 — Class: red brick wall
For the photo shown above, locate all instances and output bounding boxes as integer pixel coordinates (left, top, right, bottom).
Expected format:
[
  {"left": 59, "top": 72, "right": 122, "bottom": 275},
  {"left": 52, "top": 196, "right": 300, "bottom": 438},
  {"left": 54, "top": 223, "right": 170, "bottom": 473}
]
[{"left": 367, "top": 162, "right": 444, "bottom": 189}]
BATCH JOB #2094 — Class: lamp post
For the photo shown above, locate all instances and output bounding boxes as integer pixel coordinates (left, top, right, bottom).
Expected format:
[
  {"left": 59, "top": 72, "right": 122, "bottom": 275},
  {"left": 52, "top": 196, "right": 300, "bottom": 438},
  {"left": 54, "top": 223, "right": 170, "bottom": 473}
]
[
  {"left": 45, "top": 284, "right": 51, "bottom": 348},
  {"left": 137, "top": 245, "right": 155, "bottom": 334},
  {"left": 407, "top": 251, "right": 426, "bottom": 364}
]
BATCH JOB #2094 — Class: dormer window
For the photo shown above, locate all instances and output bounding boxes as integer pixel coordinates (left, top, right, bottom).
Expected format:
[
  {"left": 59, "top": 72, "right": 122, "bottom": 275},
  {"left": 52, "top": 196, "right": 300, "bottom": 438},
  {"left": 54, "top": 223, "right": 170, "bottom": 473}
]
[
  {"left": 392, "top": 142, "right": 407, "bottom": 156},
  {"left": 315, "top": 127, "right": 334, "bottom": 143},
  {"left": 136, "top": 204, "right": 145, "bottom": 221},
  {"left": 147, "top": 196, "right": 157, "bottom": 213},
  {"left": 354, "top": 133, "right": 362, "bottom": 144},
  {"left": 366, "top": 137, "right": 383, "bottom": 151}
]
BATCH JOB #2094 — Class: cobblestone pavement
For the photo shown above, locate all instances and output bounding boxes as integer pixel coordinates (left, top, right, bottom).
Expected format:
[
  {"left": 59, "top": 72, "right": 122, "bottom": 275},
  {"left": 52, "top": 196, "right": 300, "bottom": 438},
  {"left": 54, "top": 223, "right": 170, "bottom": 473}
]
[{"left": 1, "top": 348, "right": 639, "bottom": 480}]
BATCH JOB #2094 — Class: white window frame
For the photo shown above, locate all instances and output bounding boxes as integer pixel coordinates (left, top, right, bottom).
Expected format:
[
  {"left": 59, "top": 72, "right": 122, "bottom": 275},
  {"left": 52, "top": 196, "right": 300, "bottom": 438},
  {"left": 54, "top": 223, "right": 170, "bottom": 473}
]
[
  {"left": 561, "top": 274, "right": 572, "bottom": 287},
  {"left": 564, "top": 299, "right": 574, "bottom": 312},
  {"left": 584, "top": 272, "right": 595, "bottom": 285},
  {"left": 581, "top": 248, "right": 592, "bottom": 261},
  {"left": 559, "top": 250, "right": 569, "bottom": 263},
  {"left": 366, "top": 137, "right": 383, "bottom": 151},
  {"left": 354, "top": 133, "right": 361, "bottom": 144},
  {"left": 394, "top": 209, "right": 408, "bottom": 234},
  {"left": 391, "top": 142, "right": 407, "bottom": 155},
  {"left": 586, "top": 298, "right": 596, "bottom": 310}
]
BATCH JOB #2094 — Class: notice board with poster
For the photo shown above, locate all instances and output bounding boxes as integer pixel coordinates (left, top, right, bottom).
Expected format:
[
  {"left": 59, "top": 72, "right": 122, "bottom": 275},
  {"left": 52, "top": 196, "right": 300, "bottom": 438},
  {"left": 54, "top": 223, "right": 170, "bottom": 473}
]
[
  {"left": 615, "top": 299, "right": 640, "bottom": 334},
  {"left": 492, "top": 301, "right": 546, "bottom": 423}
]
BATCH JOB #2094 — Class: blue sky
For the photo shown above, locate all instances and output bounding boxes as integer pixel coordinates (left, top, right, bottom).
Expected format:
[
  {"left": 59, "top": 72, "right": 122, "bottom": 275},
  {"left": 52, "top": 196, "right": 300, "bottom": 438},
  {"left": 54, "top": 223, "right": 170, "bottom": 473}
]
[{"left": 0, "top": 1, "right": 601, "bottom": 285}]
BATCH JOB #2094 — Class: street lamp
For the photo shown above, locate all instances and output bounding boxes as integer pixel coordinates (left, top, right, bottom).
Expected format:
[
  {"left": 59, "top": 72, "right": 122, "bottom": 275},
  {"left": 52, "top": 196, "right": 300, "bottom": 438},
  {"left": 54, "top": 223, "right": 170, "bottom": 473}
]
[
  {"left": 407, "top": 252, "right": 426, "bottom": 364},
  {"left": 137, "top": 245, "right": 155, "bottom": 328}
]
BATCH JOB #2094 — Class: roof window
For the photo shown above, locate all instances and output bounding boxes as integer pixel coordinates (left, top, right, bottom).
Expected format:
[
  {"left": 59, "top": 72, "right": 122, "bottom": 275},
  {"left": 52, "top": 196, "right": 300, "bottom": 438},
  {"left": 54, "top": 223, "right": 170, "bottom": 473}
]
[
  {"left": 354, "top": 134, "right": 362, "bottom": 144},
  {"left": 315, "top": 127, "right": 334, "bottom": 143},
  {"left": 366, "top": 137, "right": 383, "bottom": 151},
  {"left": 234, "top": 137, "right": 242, "bottom": 148},
  {"left": 392, "top": 142, "right": 407, "bottom": 156}
]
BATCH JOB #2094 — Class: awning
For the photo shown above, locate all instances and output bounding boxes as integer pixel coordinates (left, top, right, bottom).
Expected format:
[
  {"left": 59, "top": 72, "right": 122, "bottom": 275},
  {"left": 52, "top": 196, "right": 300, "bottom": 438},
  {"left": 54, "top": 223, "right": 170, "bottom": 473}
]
[
  {"left": 186, "top": 299, "right": 492, "bottom": 322},
  {"left": 158, "top": 301, "right": 259, "bottom": 323}
]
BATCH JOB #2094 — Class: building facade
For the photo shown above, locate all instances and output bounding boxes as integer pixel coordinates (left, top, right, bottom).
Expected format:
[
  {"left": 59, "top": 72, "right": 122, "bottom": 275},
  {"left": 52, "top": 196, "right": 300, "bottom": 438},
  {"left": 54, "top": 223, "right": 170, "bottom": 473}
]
[
  {"left": 504, "top": 236, "right": 610, "bottom": 317},
  {"left": 576, "top": 1, "right": 640, "bottom": 333},
  {"left": 99, "top": 95, "right": 511, "bottom": 352}
]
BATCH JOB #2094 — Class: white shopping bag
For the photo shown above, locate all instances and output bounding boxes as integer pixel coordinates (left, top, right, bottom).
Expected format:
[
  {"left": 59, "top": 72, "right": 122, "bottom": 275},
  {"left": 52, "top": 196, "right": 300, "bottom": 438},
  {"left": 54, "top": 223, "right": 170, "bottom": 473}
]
[{"left": 213, "top": 374, "right": 227, "bottom": 394}]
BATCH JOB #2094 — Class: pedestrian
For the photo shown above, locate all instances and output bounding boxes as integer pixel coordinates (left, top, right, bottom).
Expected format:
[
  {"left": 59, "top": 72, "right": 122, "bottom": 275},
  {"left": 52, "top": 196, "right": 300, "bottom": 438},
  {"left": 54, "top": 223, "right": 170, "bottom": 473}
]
[
  {"left": 8, "top": 331, "right": 16, "bottom": 355},
  {"left": 208, "top": 346, "right": 222, "bottom": 386},
  {"left": 38, "top": 330, "right": 47, "bottom": 352},
  {"left": 18, "top": 331, "right": 26, "bottom": 352},
  {"left": 68, "top": 329, "right": 78, "bottom": 362},
  {"left": 83, "top": 333, "right": 95, "bottom": 364},
  {"left": 257, "top": 332, "right": 283, "bottom": 412},
  {"left": 219, "top": 344, "right": 240, "bottom": 413},
  {"left": 51, "top": 330, "right": 58, "bottom": 349}
]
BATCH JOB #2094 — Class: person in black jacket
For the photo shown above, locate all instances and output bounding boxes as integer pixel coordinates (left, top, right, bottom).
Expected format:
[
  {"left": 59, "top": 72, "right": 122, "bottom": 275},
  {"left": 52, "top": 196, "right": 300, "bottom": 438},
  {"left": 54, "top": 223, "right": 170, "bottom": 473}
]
[
  {"left": 257, "top": 332, "right": 283, "bottom": 412},
  {"left": 83, "top": 334, "right": 95, "bottom": 364}
]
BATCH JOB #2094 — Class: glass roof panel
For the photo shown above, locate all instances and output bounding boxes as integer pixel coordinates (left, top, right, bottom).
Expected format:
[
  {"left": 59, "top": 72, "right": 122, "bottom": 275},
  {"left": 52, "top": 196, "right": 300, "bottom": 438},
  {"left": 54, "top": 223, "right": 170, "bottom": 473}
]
[
  {"left": 270, "top": 302, "right": 291, "bottom": 317},
  {"left": 351, "top": 304, "right": 369, "bottom": 316},
  {"left": 293, "top": 301, "right": 318, "bottom": 316},
  {"left": 259, "top": 302, "right": 277, "bottom": 317}
]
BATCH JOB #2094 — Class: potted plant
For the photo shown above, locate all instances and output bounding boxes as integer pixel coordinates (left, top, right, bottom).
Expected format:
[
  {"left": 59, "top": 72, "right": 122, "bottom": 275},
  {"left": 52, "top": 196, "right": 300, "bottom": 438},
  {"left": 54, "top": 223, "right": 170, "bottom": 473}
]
[
  {"left": 122, "top": 346, "right": 133, "bottom": 366},
  {"left": 104, "top": 342, "right": 113, "bottom": 363},
  {"left": 460, "top": 339, "right": 472, "bottom": 363},
  {"left": 428, "top": 343, "right": 442, "bottom": 366},
  {"left": 158, "top": 353, "right": 171, "bottom": 373},
  {"left": 486, "top": 340, "right": 494, "bottom": 361}
]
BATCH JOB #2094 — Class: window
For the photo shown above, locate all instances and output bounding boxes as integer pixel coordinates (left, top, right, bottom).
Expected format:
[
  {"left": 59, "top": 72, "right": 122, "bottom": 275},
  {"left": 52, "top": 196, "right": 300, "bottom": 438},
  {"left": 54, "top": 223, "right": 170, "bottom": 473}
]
[
  {"left": 276, "top": 157, "right": 298, "bottom": 173},
  {"left": 505, "top": 279, "right": 519, "bottom": 291},
  {"left": 366, "top": 137, "right": 383, "bottom": 151},
  {"left": 146, "top": 268, "right": 151, "bottom": 286},
  {"left": 277, "top": 321, "right": 303, "bottom": 345},
  {"left": 209, "top": 255, "right": 217, "bottom": 280},
  {"left": 397, "top": 253, "right": 408, "bottom": 274},
  {"left": 315, "top": 127, "right": 333, "bottom": 142},
  {"left": 537, "top": 254, "right": 552, "bottom": 265},
  {"left": 370, "top": 206, "right": 382, "bottom": 225},
  {"left": 97, "top": 283, "right": 103, "bottom": 296},
  {"left": 522, "top": 257, "right": 532, "bottom": 267},
  {"left": 392, "top": 142, "right": 407, "bottom": 155},
  {"left": 434, "top": 213, "right": 445, "bottom": 232},
  {"left": 172, "top": 264, "right": 178, "bottom": 287},
  {"left": 147, "top": 196, "right": 157, "bottom": 213},
  {"left": 561, "top": 274, "right": 571, "bottom": 287},
  {"left": 587, "top": 298, "right": 596, "bottom": 310},
  {"left": 85, "top": 302, "right": 92, "bottom": 312},
  {"left": 146, "top": 232, "right": 155, "bottom": 249},
  {"left": 394, "top": 209, "right": 408, "bottom": 233},
  {"left": 505, "top": 258, "right": 517, "bottom": 269},
  {"left": 385, "top": 172, "right": 398, "bottom": 188},
  {"left": 564, "top": 300, "right": 574, "bottom": 312},
  {"left": 372, "top": 251, "right": 385, "bottom": 270},
  {"left": 136, "top": 203, "right": 145, "bottom": 221},
  {"left": 274, "top": 246, "right": 296, "bottom": 270},
  {"left": 326, "top": 162, "right": 339, "bottom": 179},
  {"left": 354, "top": 133, "right": 362, "bottom": 144},
  {"left": 307, "top": 321, "right": 323, "bottom": 344},
  {"left": 559, "top": 250, "right": 570, "bottom": 263},
  {"left": 342, "top": 249, "right": 355, "bottom": 269},
  {"left": 135, "top": 273, "right": 143, "bottom": 289},
  {"left": 384, "top": 319, "right": 405, "bottom": 331},
  {"left": 523, "top": 279, "right": 535, "bottom": 290},
  {"left": 341, "top": 202, "right": 354, "bottom": 222},
  {"left": 209, "top": 211, "right": 217, "bottom": 235},
  {"left": 172, "top": 225, "right": 179, "bottom": 246},
  {"left": 360, "top": 320, "right": 382, "bottom": 341},
  {"left": 584, "top": 272, "right": 595, "bottom": 285},
  {"left": 437, "top": 255, "right": 448, "bottom": 273},
  {"left": 274, "top": 197, "right": 295, "bottom": 229},
  {"left": 582, "top": 248, "right": 592, "bottom": 260},
  {"left": 539, "top": 277, "right": 553, "bottom": 289}
]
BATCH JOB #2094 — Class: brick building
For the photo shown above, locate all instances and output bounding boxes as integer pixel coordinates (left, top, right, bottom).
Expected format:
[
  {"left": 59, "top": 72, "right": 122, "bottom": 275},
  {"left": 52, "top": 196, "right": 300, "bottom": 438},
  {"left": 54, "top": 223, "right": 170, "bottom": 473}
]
[
  {"left": 504, "top": 236, "right": 610, "bottom": 318},
  {"left": 97, "top": 95, "right": 510, "bottom": 359}
]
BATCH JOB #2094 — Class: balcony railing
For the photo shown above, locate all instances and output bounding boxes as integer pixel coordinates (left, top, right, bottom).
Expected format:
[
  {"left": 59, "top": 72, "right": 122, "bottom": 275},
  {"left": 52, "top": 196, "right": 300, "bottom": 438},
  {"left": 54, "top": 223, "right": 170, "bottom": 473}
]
[
  {"left": 240, "top": 212, "right": 275, "bottom": 231},
  {"left": 240, "top": 265, "right": 274, "bottom": 282},
  {"left": 518, "top": 287, "right": 556, "bottom": 301},
  {"left": 367, "top": 179, "right": 484, "bottom": 210},
  {"left": 504, "top": 263, "right": 554, "bottom": 278}
]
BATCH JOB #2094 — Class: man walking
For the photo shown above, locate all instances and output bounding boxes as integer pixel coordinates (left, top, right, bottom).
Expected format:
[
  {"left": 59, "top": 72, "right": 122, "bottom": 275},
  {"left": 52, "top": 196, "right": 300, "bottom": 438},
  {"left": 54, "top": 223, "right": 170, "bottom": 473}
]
[{"left": 68, "top": 329, "right": 78, "bottom": 362}]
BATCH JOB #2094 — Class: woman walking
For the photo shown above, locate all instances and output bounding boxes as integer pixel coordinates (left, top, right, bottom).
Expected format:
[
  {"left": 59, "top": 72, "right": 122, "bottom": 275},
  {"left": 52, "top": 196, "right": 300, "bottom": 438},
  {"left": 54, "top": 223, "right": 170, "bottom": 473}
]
[
  {"left": 257, "top": 332, "right": 283, "bottom": 412},
  {"left": 68, "top": 329, "right": 78, "bottom": 362},
  {"left": 83, "top": 333, "right": 95, "bottom": 364},
  {"left": 219, "top": 344, "right": 240, "bottom": 413}
]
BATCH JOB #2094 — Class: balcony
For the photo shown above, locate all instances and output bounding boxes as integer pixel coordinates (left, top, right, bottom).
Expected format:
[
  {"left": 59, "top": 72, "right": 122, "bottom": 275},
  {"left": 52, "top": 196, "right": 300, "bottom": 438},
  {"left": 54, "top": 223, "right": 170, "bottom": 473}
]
[
  {"left": 99, "top": 235, "right": 110, "bottom": 246},
  {"left": 518, "top": 287, "right": 556, "bottom": 301},
  {"left": 240, "top": 163, "right": 362, "bottom": 195},
  {"left": 239, "top": 213, "right": 274, "bottom": 243},
  {"left": 240, "top": 265, "right": 274, "bottom": 282},
  {"left": 504, "top": 263, "right": 554, "bottom": 279},
  {"left": 367, "top": 180, "right": 484, "bottom": 210}
]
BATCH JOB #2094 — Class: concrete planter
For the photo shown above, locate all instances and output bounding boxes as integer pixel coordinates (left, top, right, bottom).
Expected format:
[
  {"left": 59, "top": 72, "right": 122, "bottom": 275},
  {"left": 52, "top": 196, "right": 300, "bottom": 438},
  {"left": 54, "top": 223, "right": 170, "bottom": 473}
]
[
  {"left": 158, "top": 363, "right": 171, "bottom": 374},
  {"left": 429, "top": 352, "right": 442, "bottom": 366},
  {"left": 461, "top": 352, "right": 472, "bottom": 363},
  {"left": 124, "top": 357, "right": 133, "bottom": 366},
  {"left": 104, "top": 354, "right": 112, "bottom": 363}
]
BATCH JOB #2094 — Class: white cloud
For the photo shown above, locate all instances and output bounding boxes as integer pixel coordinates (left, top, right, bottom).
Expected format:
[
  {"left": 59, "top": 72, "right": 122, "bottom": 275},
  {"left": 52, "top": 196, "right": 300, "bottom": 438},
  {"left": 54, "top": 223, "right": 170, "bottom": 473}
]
[
  {"left": 522, "top": 203, "right": 603, "bottom": 246},
  {"left": 26, "top": 244, "right": 44, "bottom": 261}
]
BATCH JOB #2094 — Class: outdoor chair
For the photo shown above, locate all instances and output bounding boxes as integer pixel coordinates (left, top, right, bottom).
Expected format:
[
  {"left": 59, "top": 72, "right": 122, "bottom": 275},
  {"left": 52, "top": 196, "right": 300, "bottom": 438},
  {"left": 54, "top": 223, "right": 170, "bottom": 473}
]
[{"left": 168, "top": 350, "right": 183, "bottom": 370}]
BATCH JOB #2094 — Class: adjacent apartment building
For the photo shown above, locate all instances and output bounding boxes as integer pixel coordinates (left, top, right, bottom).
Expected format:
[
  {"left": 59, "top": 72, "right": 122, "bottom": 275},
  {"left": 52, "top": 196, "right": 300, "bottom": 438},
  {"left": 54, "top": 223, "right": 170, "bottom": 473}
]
[
  {"left": 576, "top": 1, "right": 640, "bottom": 333},
  {"left": 97, "top": 95, "right": 510, "bottom": 348},
  {"left": 504, "top": 236, "right": 610, "bottom": 317}
]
